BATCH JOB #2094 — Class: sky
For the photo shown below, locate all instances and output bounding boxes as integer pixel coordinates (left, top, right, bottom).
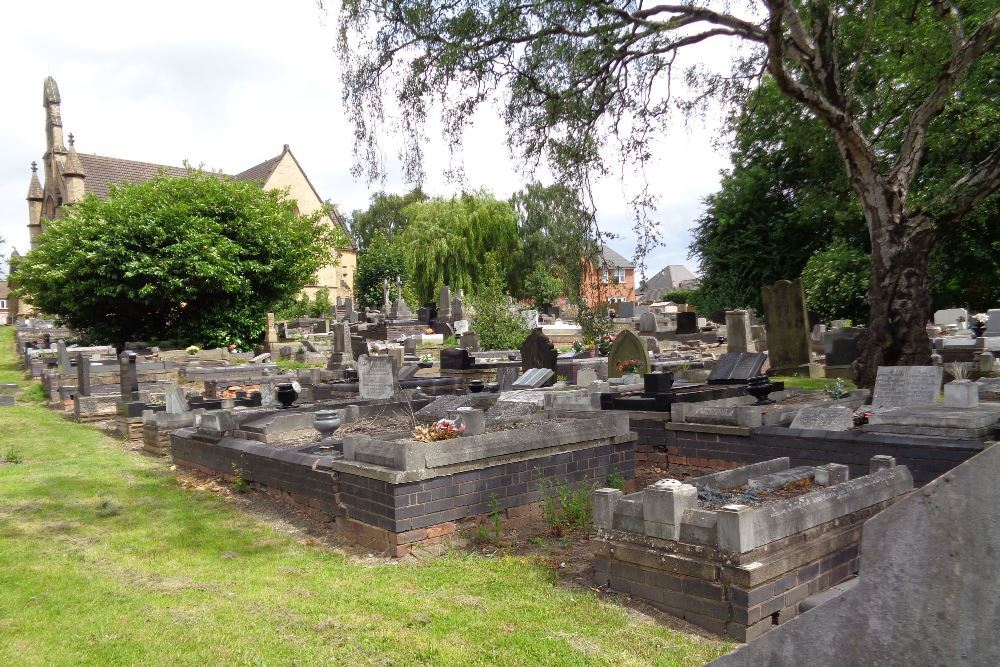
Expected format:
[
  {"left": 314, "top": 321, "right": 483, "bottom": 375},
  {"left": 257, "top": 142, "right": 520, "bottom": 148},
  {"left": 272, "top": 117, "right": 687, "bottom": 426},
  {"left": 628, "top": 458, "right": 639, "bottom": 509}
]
[{"left": 0, "top": 0, "right": 736, "bottom": 282}]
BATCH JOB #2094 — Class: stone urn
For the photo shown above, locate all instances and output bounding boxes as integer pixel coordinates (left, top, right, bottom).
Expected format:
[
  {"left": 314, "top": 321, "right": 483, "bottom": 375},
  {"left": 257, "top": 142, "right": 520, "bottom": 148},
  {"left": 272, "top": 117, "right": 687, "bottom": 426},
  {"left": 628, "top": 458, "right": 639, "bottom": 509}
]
[
  {"left": 418, "top": 360, "right": 433, "bottom": 369},
  {"left": 468, "top": 379, "right": 485, "bottom": 393},
  {"left": 971, "top": 320, "right": 987, "bottom": 338},
  {"left": 313, "top": 410, "right": 342, "bottom": 439},
  {"left": 485, "top": 382, "right": 500, "bottom": 393},
  {"left": 275, "top": 382, "right": 298, "bottom": 409},
  {"left": 746, "top": 375, "right": 775, "bottom": 405}
]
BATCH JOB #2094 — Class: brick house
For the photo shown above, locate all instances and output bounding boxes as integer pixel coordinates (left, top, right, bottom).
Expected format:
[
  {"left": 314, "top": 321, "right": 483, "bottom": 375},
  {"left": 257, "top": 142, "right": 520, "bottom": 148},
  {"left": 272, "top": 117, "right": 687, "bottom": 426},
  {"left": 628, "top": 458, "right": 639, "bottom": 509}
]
[
  {"left": 0, "top": 281, "right": 9, "bottom": 325},
  {"left": 581, "top": 245, "right": 636, "bottom": 309}
]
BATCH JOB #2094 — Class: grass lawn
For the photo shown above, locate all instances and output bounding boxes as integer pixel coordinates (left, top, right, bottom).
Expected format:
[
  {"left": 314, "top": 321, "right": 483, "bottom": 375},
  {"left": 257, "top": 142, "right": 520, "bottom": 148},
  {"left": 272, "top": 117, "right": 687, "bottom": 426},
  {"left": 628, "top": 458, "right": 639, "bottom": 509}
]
[
  {"left": 772, "top": 375, "right": 858, "bottom": 392},
  {"left": 0, "top": 326, "right": 728, "bottom": 666}
]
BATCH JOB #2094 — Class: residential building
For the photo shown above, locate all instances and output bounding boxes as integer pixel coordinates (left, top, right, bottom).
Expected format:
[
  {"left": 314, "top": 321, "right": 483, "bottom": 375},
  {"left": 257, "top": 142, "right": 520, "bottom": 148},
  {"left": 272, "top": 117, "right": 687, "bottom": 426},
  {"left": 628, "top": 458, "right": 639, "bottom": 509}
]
[
  {"left": 581, "top": 245, "right": 635, "bottom": 309},
  {"left": 637, "top": 264, "right": 700, "bottom": 302}
]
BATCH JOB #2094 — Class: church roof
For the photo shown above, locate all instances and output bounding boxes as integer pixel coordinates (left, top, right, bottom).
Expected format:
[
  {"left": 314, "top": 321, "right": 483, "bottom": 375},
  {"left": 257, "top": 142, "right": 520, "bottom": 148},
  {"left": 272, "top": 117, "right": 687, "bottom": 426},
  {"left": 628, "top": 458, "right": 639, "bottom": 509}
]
[
  {"left": 76, "top": 154, "right": 192, "bottom": 199},
  {"left": 233, "top": 153, "right": 282, "bottom": 183}
]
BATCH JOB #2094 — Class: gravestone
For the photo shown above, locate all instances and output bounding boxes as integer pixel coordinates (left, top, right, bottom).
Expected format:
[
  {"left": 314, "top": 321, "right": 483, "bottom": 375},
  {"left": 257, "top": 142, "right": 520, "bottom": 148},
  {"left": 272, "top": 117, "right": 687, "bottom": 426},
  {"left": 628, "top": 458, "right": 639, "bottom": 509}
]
[
  {"left": 454, "top": 320, "right": 469, "bottom": 335},
  {"left": 397, "top": 365, "right": 419, "bottom": 381},
  {"left": 259, "top": 382, "right": 276, "bottom": 406},
  {"left": 494, "top": 365, "right": 519, "bottom": 391},
  {"left": 707, "top": 352, "right": 767, "bottom": 385},
  {"left": 520, "top": 309, "right": 539, "bottom": 330},
  {"left": 824, "top": 327, "right": 863, "bottom": 367},
  {"left": 266, "top": 312, "right": 279, "bottom": 348},
  {"left": 344, "top": 298, "right": 358, "bottom": 324},
  {"left": 607, "top": 329, "right": 651, "bottom": 379},
  {"left": 438, "top": 285, "right": 452, "bottom": 321},
  {"left": 986, "top": 309, "right": 1000, "bottom": 336},
  {"left": 415, "top": 395, "right": 471, "bottom": 423},
  {"left": 520, "top": 329, "right": 558, "bottom": 379},
  {"left": 576, "top": 368, "right": 599, "bottom": 386},
  {"left": 357, "top": 355, "right": 397, "bottom": 400},
  {"left": 618, "top": 302, "right": 636, "bottom": 319},
  {"left": 350, "top": 335, "right": 370, "bottom": 360},
  {"left": 75, "top": 353, "right": 91, "bottom": 397},
  {"left": 164, "top": 383, "right": 190, "bottom": 414},
  {"left": 790, "top": 405, "right": 855, "bottom": 431},
  {"left": 391, "top": 277, "right": 412, "bottom": 319},
  {"left": 871, "top": 366, "right": 943, "bottom": 410},
  {"left": 440, "top": 347, "right": 474, "bottom": 370},
  {"left": 403, "top": 337, "right": 418, "bottom": 356},
  {"left": 451, "top": 296, "right": 465, "bottom": 321},
  {"left": 675, "top": 311, "right": 699, "bottom": 334},
  {"left": 328, "top": 322, "right": 354, "bottom": 369},
  {"left": 460, "top": 331, "right": 480, "bottom": 352},
  {"left": 485, "top": 400, "right": 538, "bottom": 424},
  {"left": 761, "top": 278, "right": 812, "bottom": 372},
  {"left": 119, "top": 351, "right": 139, "bottom": 397},
  {"left": 639, "top": 312, "right": 658, "bottom": 333},
  {"left": 725, "top": 310, "right": 755, "bottom": 353},
  {"left": 811, "top": 324, "right": 827, "bottom": 342},
  {"left": 933, "top": 308, "right": 967, "bottom": 327},
  {"left": 512, "top": 368, "right": 555, "bottom": 389},
  {"left": 643, "top": 337, "right": 660, "bottom": 355},
  {"left": 56, "top": 339, "right": 70, "bottom": 374}
]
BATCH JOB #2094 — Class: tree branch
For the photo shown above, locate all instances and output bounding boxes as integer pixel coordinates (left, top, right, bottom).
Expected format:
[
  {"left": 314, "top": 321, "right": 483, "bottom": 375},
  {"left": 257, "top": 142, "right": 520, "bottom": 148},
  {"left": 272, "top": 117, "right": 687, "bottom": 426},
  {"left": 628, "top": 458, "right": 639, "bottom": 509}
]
[{"left": 927, "top": 146, "right": 1000, "bottom": 227}]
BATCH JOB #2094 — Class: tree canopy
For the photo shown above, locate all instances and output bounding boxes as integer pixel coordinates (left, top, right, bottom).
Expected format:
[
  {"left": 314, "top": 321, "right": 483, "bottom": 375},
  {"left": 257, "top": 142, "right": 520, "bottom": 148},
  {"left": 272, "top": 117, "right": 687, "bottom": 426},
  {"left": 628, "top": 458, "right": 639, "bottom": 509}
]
[
  {"left": 334, "top": 0, "right": 1000, "bottom": 385},
  {"left": 349, "top": 187, "right": 427, "bottom": 251},
  {"left": 354, "top": 233, "right": 409, "bottom": 310},
  {"left": 13, "top": 172, "right": 341, "bottom": 348}
]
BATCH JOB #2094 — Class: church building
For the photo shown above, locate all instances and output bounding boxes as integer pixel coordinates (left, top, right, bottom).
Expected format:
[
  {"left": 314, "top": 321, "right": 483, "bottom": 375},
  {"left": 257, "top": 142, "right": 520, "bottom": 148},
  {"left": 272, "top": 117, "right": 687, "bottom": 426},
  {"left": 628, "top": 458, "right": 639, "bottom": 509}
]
[{"left": 19, "top": 77, "right": 355, "bottom": 318}]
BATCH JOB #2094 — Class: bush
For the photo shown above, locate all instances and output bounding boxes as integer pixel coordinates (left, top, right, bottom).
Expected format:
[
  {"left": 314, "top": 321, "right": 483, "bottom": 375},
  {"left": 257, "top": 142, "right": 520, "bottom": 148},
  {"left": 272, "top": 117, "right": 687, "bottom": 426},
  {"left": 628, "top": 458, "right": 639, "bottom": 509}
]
[
  {"left": 471, "top": 256, "right": 529, "bottom": 350},
  {"left": 801, "top": 242, "right": 870, "bottom": 324}
]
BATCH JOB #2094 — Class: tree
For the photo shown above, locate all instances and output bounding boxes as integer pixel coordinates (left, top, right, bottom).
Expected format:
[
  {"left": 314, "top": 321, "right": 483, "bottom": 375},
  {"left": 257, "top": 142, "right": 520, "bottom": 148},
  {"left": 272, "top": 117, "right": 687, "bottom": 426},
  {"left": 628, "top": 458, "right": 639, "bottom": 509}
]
[
  {"left": 335, "top": 1, "right": 1000, "bottom": 386},
  {"left": 801, "top": 243, "right": 871, "bottom": 325},
  {"left": 523, "top": 266, "right": 563, "bottom": 310},
  {"left": 471, "top": 256, "right": 529, "bottom": 350},
  {"left": 350, "top": 187, "right": 427, "bottom": 250},
  {"left": 13, "top": 171, "right": 339, "bottom": 348},
  {"left": 354, "top": 233, "right": 408, "bottom": 310},
  {"left": 397, "top": 190, "right": 519, "bottom": 302}
]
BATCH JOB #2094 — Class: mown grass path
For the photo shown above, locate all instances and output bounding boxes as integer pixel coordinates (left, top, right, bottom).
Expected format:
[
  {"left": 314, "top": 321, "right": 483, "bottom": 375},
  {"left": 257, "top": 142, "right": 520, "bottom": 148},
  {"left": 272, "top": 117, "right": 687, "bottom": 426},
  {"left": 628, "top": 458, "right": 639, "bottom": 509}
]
[{"left": 0, "top": 327, "right": 727, "bottom": 666}]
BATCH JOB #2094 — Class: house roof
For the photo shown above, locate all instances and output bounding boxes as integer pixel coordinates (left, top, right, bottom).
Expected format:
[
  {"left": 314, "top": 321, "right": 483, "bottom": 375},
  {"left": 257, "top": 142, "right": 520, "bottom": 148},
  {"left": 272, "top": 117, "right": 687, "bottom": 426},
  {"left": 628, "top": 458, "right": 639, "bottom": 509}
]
[
  {"left": 599, "top": 245, "right": 634, "bottom": 269},
  {"left": 640, "top": 264, "right": 699, "bottom": 296}
]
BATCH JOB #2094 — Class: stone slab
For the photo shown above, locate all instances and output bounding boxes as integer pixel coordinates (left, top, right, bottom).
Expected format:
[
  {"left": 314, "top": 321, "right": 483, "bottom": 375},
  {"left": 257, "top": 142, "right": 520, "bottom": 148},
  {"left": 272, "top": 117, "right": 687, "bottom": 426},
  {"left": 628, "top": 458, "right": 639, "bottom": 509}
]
[
  {"left": 870, "top": 366, "right": 942, "bottom": 410},
  {"left": 789, "top": 405, "right": 855, "bottom": 432},
  {"left": 866, "top": 404, "right": 1000, "bottom": 429}
]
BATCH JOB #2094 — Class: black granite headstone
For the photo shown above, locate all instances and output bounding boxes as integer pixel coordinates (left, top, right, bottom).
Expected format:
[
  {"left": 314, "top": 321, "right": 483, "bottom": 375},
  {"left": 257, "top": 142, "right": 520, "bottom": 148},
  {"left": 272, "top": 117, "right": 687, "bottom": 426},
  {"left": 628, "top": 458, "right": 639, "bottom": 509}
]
[
  {"left": 707, "top": 352, "right": 767, "bottom": 385},
  {"left": 440, "top": 347, "right": 473, "bottom": 370},
  {"left": 350, "top": 335, "right": 370, "bottom": 360},
  {"left": 675, "top": 311, "right": 699, "bottom": 334},
  {"left": 519, "top": 328, "right": 558, "bottom": 373}
]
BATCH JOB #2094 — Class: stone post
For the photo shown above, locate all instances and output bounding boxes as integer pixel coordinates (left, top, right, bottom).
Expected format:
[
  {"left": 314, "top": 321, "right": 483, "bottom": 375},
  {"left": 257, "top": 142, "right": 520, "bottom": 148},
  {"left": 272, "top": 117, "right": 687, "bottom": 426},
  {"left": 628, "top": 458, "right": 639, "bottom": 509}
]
[
  {"left": 716, "top": 504, "right": 756, "bottom": 553},
  {"left": 642, "top": 479, "right": 698, "bottom": 540},
  {"left": 56, "top": 339, "right": 70, "bottom": 374},
  {"left": 814, "top": 463, "right": 850, "bottom": 487},
  {"left": 870, "top": 455, "right": 896, "bottom": 474},
  {"left": 76, "top": 352, "right": 91, "bottom": 397},
  {"left": 118, "top": 351, "right": 139, "bottom": 398},
  {"left": 592, "top": 488, "right": 623, "bottom": 531}
]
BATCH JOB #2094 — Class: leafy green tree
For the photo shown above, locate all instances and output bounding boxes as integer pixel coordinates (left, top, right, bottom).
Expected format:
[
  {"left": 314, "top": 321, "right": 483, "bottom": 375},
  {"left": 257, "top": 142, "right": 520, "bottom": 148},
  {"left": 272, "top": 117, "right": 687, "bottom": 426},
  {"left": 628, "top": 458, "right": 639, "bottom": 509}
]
[
  {"left": 335, "top": 0, "right": 1000, "bottom": 386},
  {"left": 471, "top": 256, "right": 529, "bottom": 350},
  {"left": 350, "top": 187, "right": 427, "bottom": 250},
  {"left": 310, "top": 288, "right": 332, "bottom": 318},
  {"left": 523, "top": 266, "right": 562, "bottom": 310},
  {"left": 354, "top": 233, "right": 408, "bottom": 310},
  {"left": 801, "top": 244, "right": 871, "bottom": 325},
  {"left": 397, "top": 191, "right": 519, "bottom": 302},
  {"left": 13, "top": 171, "right": 338, "bottom": 348}
]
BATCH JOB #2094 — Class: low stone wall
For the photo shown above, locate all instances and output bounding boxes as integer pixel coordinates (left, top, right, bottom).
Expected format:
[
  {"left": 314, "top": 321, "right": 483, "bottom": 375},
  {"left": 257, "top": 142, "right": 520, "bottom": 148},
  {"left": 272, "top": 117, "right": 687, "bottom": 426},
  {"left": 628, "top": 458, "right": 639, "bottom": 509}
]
[{"left": 630, "top": 415, "right": 983, "bottom": 486}]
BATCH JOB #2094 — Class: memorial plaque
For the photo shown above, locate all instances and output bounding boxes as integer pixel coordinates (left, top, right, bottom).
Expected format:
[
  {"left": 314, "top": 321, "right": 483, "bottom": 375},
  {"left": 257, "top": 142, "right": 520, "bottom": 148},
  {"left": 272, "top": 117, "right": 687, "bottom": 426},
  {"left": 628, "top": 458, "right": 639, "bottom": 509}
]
[
  {"left": 357, "top": 355, "right": 397, "bottom": 400},
  {"left": 350, "top": 335, "right": 370, "bottom": 360},
  {"left": 707, "top": 352, "right": 767, "bottom": 385},
  {"left": 790, "top": 405, "right": 855, "bottom": 431},
  {"left": 495, "top": 365, "right": 519, "bottom": 391},
  {"left": 871, "top": 366, "right": 943, "bottom": 410},
  {"left": 607, "top": 329, "right": 650, "bottom": 379},
  {"left": 414, "top": 395, "right": 472, "bottom": 423},
  {"left": 512, "top": 368, "right": 555, "bottom": 389},
  {"left": 485, "top": 400, "right": 538, "bottom": 424}
]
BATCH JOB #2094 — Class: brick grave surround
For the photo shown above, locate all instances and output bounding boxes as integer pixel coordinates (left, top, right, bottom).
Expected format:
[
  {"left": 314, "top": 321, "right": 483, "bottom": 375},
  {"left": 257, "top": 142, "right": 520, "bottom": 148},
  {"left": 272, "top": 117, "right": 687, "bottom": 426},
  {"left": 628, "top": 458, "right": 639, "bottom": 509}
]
[
  {"left": 172, "top": 433, "right": 634, "bottom": 557},
  {"left": 629, "top": 415, "right": 982, "bottom": 486}
]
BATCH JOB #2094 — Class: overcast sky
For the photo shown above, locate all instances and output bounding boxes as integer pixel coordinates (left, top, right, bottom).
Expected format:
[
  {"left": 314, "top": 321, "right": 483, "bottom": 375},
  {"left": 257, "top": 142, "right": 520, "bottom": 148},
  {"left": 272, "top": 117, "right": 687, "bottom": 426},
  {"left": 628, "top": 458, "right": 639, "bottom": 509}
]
[{"left": 0, "top": 0, "right": 735, "bottom": 281}]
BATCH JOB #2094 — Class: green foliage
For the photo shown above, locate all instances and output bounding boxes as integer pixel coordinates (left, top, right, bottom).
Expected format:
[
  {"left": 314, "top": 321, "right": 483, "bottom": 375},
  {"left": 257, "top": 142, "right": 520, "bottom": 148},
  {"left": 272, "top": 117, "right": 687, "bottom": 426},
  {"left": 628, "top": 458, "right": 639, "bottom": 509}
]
[
  {"left": 13, "top": 171, "right": 339, "bottom": 349},
  {"left": 353, "top": 233, "right": 408, "bottom": 310},
  {"left": 470, "top": 257, "right": 529, "bottom": 351},
  {"left": 475, "top": 492, "right": 503, "bottom": 545},
  {"left": 311, "top": 288, "right": 332, "bottom": 318},
  {"left": 95, "top": 498, "right": 122, "bottom": 518},
  {"left": 350, "top": 187, "right": 427, "bottom": 250},
  {"left": 536, "top": 474, "right": 595, "bottom": 537},
  {"left": 606, "top": 470, "right": 626, "bottom": 492},
  {"left": 397, "top": 191, "right": 519, "bottom": 303},
  {"left": 801, "top": 244, "right": 871, "bottom": 325},
  {"left": 2, "top": 447, "right": 23, "bottom": 465},
  {"left": 523, "top": 267, "right": 562, "bottom": 310},
  {"left": 576, "top": 307, "right": 613, "bottom": 348},
  {"left": 231, "top": 463, "right": 250, "bottom": 494}
]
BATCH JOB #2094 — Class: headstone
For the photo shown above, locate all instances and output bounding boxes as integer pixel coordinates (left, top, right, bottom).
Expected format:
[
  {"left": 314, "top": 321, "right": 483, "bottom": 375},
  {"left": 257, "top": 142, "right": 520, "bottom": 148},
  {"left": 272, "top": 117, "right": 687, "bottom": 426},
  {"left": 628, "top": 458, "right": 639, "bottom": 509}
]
[
  {"left": 576, "top": 368, "right": 599, "bottom": 386},
  {"left": 382, "top": 278, "right": 391, "bottom": 313},
  {"left": 675, "top": 311, "right": 698, "bottom": 334},
  {"left": 512, "top": 368, "right": 555, "bottom": 389},
  {"left": 824, "top": 327, "right": 864, "bottom": 367},
  {"left": 494, "top": 365, "right": 519, "bottom": 391},
  {"left": 707, "top": 352, "right": 767, "bottom": 384},
  {"left": 438, "top": 285, "right": 452, "bottom": 321},
  {"left": 259, "top": 382, "right": 276, "bottom": 406},
  {"left": 266, "top": 312, "right": 279, "bottom": 347},
  {"left": 639, "top": 312, "right": 658, "bottom": 333},
  {"left": 403, "top": 337, "right": 417, "bottom": 356},
  {"left": 725, "top": 310, "right": 755, "bottom": 353},
  {"left": 75, "top": 353, "right": 91, "bottom": 397},
  {"left": 643, "top": 336, "right": 660, "bottom": 355},
  {"left": 398, "top": 365, "right": 419, "bottom": 381},
  {"left": 607, "top": 329, "right": 651, "bottom": 379},
  {"left": 164, "top": 383, "right": 190, "bottom": 414},
  {"left": 251, "top": 352, "right": 271, "bottom": 363},
  {"left": 451, "top": 296, "right": 465, "bottom": 321},
  {"left": 520, "top": 309, "right": 539, "bottom": 330},
  {"left": 345, "top": 297, "right": 358, "bottom": 324},
  {"left": 811, "top": 324, "right": 827, "bottom": 342},
  {"left": 454, "top": 319, "right": 469, "bottom": 335},
  {"left": 933, "top": 308, "right": 968, "bottom": 327},
  {"left": 118, "top": 351, "right": 139, "bottom": 397},
  {"left": 871, "top": 366, "right": 943, "bottom": 410},
  {"left": 415, "top": 394, "right": 471, "bottom": 423},
  {"left": 520, "top": 328, "right": 558, "bottom": 377},
  {"left": 618, "top": 302, "right": 636, "bottom": 319},
  {"left": 56, "top": 339, "right": 70, "bottom": 374},
  {"left": 986, "top": 309, "right": 1000, "bottom": 336},
  {"left": 761, "top": 278, "right": 812, "bottom": 371},
  {"left": 460, "top": 331, "right": 480, "bottom": 352},
  {"left": 943, "top": 380, "right": 978, "bottom": 409},
  {"left": 440, "top": 347, "right": 474, "bottom": 370},
  {"left": 350, "top": 335, "right": 370, "bottom": 360},
  {"left": 357, "top": 355, "right": 397, "bottom": 400},
  {"left": 789, "top": 405, "right": 855, "bottom": 431}
]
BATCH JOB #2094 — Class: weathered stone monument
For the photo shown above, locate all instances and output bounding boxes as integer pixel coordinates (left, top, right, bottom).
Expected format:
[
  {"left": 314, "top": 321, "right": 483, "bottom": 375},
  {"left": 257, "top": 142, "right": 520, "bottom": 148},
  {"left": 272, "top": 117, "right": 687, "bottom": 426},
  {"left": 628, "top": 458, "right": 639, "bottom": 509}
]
[
  {"left": 725, "top": 310, "right": 755, "bottom": 353},
  {"left": 639, "top": 311, "right": 657, "bottom": 334},
  {"left": 789, "top": 405, "right": 855, "bottom": 432},
  {"left": 357, "top": 355, "right": 397, "bottom": 400},
  {"left": 266, "top": 312, "right": 279, "bottom": 352},
  {"left": 520, "top": 328, "right": 558, "bottom": 377},
  {"left": 761, "top": 279, "right": 813, "bottom": 374},
  {"left": 327, "top": 322, "right": 354, "bottom": 370},
  {"left": 438, "top": 285, "right": 452, "bottom": 322},
  {"left": 607, "top": 329, "right": 650, "bottom": 378},
  {"left": 870, "top": 366, "right": 942, "bottom": 410},
  {"left": 75, "top": 352, "right": 91, "bottom": 397}
]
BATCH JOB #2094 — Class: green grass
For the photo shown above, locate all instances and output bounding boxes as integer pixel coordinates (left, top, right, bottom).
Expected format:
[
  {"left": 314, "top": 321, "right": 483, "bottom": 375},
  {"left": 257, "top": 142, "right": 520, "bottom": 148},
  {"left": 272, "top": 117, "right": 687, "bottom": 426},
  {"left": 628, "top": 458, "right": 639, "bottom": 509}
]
[
  {"left": 0, "top": 326, "right": 728, "bottom": 666},
  {"left": 274, "top": 358, "right": 326, "bottom": 370},
  {"left": 772, "top": 375, "right": 858, "bottom": 392}
]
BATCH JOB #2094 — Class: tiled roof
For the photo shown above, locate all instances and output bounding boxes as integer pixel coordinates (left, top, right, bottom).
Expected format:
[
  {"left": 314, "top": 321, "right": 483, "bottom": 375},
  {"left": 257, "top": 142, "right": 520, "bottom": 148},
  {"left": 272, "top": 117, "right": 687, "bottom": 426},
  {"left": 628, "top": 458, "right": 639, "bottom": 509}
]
[
  {"left": 233, "top": 153, "right": 282, "bottom": 183},
  {"left": 640, "top": 264, "right": 699, "bottom": 296},
  {"left": 599, "top": 245, "right": 635, "bottom": 269},
  {"left": 0, "top": 281, "right": 9, "bottom": 300},
  {"left": 76, "top": 154, "right": 195, "bottom": 199}
]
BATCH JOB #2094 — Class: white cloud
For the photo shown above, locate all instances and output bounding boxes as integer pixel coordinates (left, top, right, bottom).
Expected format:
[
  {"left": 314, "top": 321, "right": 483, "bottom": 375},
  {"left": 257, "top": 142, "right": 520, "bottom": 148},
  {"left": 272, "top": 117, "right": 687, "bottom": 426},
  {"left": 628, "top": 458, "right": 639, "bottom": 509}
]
[{"left": 0, "top": 0, "right": 734, "bottom": 279}]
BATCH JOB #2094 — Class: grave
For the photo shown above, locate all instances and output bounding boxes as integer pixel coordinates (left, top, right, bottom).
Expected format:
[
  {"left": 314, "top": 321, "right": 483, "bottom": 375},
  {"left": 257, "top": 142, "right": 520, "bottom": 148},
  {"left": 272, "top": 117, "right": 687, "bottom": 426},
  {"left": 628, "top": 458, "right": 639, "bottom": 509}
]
[
  {"left": 870, "top": 365, "right": 942, "bottom": 410},
  {"left": 864, "top": 404, "right": 1000, "bottom": 440},
  {"left": 440, "top": 347, "right": 474, "bottom": 371},
  {"left": 675, "top": 311, "right": 699, "bottom": 335},
  {"left": 519, "top": 328, "right": 558, "bottom": 376},
  {"left": 789, "top": 405, "right": 855, "bottom": 432},
  {"left": 986, "top": 308, "right": 1000, "bottom": 336},
  {"left": 639, "top": 312, "right": 657, "bottom": 333},
  {"left": 933, "top": 307, "right": 968, "bottom": 327},
  {"left": 593, "top": 456, "right": 913, "bottom": 641},
  {"left": 512, "top": 368, "right": 555, "bottom": 389},
  {"left": 761, "top": 279, "right": 813, "bottom": 374},
  {"left": 494, "top": 365, "right": 519, "bottom": 391},
  {"left": 823, "top": 326, "right": 863, "bottom": 377},
  {"left": 358, "top": 355, "right": 397, "bottom": 400},
  {"left": 607, "top": 329, "right": 650, "bottom": 379},
  {"left": 725, "top": 310, "right": 755, "bottom": 353},
  {"left": 707, "top": 352, "right": 767, "bottom": 385},
  {"left": 414, "top": 394, "right": 474, "bottom": 423}
]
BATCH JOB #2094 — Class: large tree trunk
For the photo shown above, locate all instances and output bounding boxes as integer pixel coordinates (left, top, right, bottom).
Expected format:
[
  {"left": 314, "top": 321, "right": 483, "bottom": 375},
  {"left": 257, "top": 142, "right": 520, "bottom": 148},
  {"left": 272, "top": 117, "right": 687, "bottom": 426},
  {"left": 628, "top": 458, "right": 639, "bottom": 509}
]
[{"left": 852, "top": 209, "right": 937, "bottom": 388}]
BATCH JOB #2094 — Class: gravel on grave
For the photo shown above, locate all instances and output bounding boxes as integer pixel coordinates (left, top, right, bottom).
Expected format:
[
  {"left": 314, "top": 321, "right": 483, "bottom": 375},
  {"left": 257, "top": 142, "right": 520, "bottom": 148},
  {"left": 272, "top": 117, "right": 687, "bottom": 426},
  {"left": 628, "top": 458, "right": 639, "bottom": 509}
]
[
  {"left": 333, "top": 415, "right": 581, "bottom": 439},
  {"left": 698, "top": 477, "right": 815, "bottom": 510}
]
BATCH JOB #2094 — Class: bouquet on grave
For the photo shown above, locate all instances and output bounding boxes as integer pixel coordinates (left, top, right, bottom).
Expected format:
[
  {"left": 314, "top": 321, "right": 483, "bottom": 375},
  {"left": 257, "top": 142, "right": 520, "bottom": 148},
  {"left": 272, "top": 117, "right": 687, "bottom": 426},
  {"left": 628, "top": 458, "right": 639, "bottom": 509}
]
[
  {"left": 412, "top": 418, "right": 461, "bottom": 442},
  {"left": 616, "top": 358, "right": 640, "bottom": 374}
]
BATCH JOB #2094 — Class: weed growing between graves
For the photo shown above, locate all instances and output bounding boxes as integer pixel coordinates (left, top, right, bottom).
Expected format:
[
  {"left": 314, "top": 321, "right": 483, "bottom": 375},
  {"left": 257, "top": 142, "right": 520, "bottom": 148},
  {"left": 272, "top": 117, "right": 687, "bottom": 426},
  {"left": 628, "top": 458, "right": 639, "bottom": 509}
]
[
  {"left": 606, "top": 470, "right": 626, "bottom": 491},
  {"left": 475, "top": 492, "right": 503, "bottom": 544},
  {"left": 231, "top": 463, "right": 250, "bottom": 493},
  {"left": 3, "top": 447, "right": 24, "bottom": 464},
  {"left": 536, "top": 470, "right": 596, "bottom": 536},
  {"left": 17, "top": 383, "right": 47, "bottom": 404},
  {"left": 774, "top": 375, "right": 858, "bottom": 392}
]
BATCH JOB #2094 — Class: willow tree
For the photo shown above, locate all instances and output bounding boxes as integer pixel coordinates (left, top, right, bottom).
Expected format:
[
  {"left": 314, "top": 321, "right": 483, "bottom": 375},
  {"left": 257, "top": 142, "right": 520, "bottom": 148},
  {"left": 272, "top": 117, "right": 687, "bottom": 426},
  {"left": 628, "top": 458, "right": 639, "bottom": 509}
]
[
  {"left": 334, "top": 0, "right": 1000, "bottom": 386},
  {"left": 398, "top": 191, "right": 519, "bottom": 301}
]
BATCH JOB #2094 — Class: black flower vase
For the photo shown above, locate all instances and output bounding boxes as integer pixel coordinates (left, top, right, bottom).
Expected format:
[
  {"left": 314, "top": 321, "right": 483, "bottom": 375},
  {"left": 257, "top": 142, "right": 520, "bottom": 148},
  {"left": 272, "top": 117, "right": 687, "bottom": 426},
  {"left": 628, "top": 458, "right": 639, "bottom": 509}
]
[
  {"left": 971, "top": 320, "right": 987, "bottom": 338},
  {"left": 746, "top": 375, "right": 775, "bottom": 405},
  {"left": 275, "top": 382, "right": 298, "bottom": 409}
]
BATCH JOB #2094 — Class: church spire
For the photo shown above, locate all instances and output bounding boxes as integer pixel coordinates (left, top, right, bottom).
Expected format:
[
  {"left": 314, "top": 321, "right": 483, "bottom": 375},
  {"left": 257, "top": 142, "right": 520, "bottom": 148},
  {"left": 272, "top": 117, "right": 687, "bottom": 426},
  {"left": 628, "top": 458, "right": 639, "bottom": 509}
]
[
  {"left": 26, "top": 161, "right": 43, "bottom": 201},
  {"left": 63, "top": 132, "right": 86, "bottom": 204}
]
